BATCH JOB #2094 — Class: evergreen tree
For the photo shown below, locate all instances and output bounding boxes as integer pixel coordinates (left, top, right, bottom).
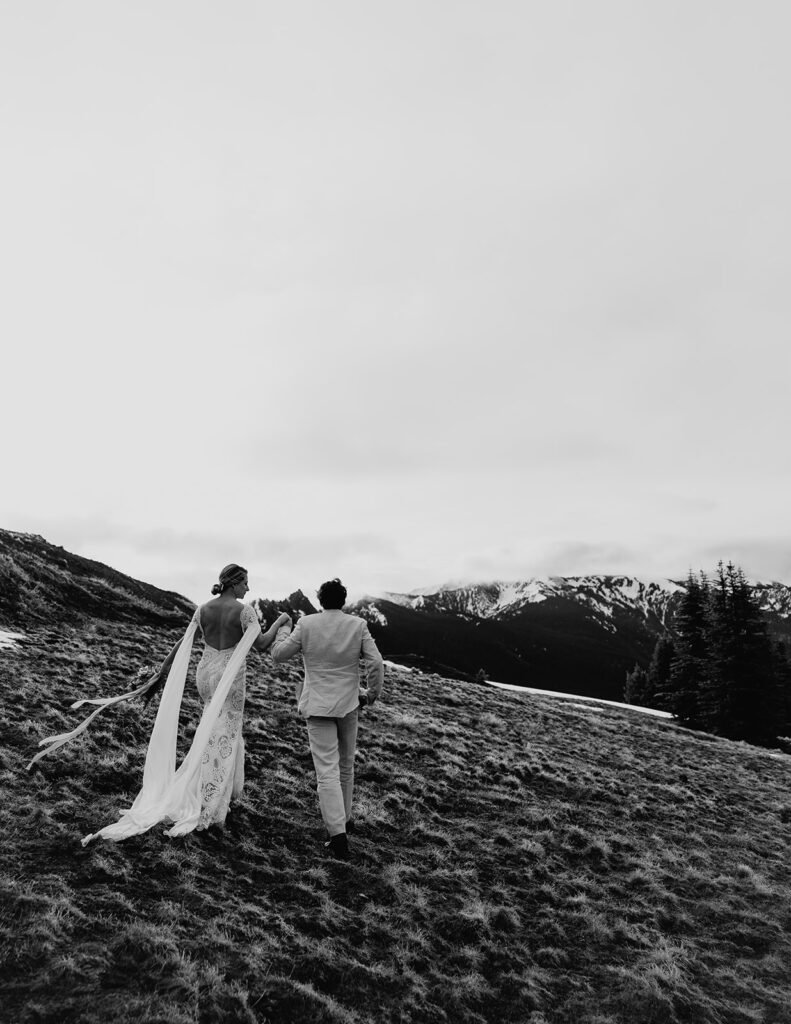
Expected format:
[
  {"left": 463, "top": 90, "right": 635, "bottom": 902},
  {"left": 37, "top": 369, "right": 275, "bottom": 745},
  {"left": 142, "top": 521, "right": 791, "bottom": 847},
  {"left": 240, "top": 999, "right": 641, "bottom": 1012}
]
[
  {"left": 698, "top": 563, "right": 780, "bottom": 744},
  {"left": 624, "top": 634, "right": 676, "bottom": 710},
  {"left": 771, "top": 641, "right": 791, "bottom": 741},
  {"left": 667, "top": 563, "right": 784, "bottom": 744},
  {"left": 667, "top": 571, "right": 708, "bottom": 727},
  {"left": 647, "top": 633, "right": 676, "bottom": 711},
  {"left": 624, "top": 663, "right": 650, "bottom": 706},
  {"left": 698, "top": 563, "right": 731, "bottom": 733},
  {"left": 727, "top": 565, "right": 779, "bottom": 743}
]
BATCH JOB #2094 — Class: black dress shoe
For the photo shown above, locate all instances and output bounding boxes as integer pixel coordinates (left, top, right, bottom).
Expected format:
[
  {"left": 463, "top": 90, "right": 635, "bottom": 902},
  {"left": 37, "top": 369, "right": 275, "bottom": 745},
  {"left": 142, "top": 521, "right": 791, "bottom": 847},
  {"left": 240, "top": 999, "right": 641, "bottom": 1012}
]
[{"left": 325, "top": 832, "right": 350, "bottom": 861}]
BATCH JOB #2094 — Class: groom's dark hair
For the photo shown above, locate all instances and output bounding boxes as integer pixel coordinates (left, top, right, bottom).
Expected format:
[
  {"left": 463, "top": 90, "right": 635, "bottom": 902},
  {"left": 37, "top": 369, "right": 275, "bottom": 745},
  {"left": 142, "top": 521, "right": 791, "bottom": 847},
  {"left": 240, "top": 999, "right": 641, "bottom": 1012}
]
[{"left": 317, "top": 578, "right": 347, "bottom": 609}]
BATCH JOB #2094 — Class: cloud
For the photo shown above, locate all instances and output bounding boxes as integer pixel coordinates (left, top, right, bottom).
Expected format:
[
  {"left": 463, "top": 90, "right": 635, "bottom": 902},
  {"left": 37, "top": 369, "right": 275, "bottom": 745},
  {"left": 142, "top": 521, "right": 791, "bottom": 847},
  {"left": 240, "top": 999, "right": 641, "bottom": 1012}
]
[
  {"left": 695, "top": 540, "right": 791, "bottom": 584},
  {"left": 238, "top": 423, "right": 626, "bottom": 483},
  {"left": 459, "top": 540, "right": 642, "bottom": 583},
  {"left": 455, "top": 535, "right": 791, "bottom": 588},
  {"left": 18, "top": 515, "right": 401, "bottom": 603}
]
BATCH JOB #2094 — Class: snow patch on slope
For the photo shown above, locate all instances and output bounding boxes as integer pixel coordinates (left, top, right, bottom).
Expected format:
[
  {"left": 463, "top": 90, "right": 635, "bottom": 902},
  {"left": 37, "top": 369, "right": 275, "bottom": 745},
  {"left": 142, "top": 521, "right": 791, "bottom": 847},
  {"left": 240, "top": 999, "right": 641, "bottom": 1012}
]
[{"left": 487, "top": 679, "right": 673, "bottom": 719}]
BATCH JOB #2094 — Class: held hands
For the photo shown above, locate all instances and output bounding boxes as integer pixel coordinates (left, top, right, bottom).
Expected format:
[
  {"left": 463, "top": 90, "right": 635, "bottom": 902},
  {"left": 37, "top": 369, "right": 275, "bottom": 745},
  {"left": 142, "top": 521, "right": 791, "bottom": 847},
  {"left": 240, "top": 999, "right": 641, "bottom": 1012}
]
[{"left": 275, "top": 612, "right": 292, "bottom": 630}]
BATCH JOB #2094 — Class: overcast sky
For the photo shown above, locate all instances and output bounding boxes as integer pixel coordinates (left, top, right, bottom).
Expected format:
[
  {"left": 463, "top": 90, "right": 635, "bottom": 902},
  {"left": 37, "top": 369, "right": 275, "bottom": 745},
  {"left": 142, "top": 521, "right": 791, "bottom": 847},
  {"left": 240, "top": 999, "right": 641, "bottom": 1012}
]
[{"left": 2, "top": 2, "right": 790, "bottom": 604}]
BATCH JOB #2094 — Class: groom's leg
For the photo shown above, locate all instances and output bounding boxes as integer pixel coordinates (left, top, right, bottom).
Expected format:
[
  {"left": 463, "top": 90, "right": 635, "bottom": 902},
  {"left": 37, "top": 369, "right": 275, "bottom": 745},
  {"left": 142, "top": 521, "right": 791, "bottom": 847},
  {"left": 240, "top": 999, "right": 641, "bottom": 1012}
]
[
  {"left": 337, "top": 708, "right": 358, "bottom": 824},
  {"left": 306, "top": 716, "right": 346, "bottom": 837}
]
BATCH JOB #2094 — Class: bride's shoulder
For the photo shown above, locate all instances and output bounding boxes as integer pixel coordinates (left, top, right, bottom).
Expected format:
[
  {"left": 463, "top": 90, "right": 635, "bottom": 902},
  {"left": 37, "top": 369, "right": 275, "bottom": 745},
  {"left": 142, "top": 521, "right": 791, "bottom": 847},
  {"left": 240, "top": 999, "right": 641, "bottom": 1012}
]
[
  {"left": 240, "top": 603, "right": 258, "bottom": 627},
  {"left": 193, "top": 599, "right": 218, "bottom": 623}
]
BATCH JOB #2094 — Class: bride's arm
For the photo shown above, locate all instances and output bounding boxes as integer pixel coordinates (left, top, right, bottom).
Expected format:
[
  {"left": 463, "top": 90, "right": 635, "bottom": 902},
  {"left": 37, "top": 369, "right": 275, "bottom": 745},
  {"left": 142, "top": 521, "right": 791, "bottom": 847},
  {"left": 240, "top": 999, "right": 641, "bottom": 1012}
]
[{"left": 253, "top": 612, "right": 291, "bottom": 652}]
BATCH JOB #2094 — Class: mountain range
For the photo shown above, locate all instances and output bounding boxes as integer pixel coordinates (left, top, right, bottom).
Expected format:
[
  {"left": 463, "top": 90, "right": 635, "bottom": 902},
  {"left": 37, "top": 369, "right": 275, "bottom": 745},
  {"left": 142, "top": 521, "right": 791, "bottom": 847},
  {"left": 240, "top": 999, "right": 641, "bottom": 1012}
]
[
  {"left": 3, "top": 528, "right": 791, "bottom": 702},
  {"left": 343, "top": 577, "right": 791, "bottom": 699}
]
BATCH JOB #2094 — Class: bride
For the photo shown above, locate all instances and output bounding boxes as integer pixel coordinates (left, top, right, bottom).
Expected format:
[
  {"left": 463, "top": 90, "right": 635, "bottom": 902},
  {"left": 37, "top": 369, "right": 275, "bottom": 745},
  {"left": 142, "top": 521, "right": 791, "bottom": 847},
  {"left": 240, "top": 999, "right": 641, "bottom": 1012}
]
[{"left": 30, "top": 564, "right": 290, "bottom": 844}]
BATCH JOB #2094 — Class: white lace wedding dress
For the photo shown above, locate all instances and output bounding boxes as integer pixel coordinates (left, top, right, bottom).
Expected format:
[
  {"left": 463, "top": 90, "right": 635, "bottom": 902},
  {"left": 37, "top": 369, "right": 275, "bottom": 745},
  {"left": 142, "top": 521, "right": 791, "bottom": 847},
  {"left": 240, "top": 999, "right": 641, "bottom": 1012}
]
[
  {"left": 194, "top": 603, "right": 257, "bottom": 829},
  {"left": 75, "top": 602, "right": 262, "bottom": 844}
]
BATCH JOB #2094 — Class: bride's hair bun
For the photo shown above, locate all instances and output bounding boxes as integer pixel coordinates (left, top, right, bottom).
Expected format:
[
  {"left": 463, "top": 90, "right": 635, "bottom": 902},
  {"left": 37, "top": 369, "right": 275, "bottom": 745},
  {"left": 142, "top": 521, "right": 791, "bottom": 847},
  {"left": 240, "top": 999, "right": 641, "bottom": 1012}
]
[{"left": 211, "top": 563, "right": 248, "bottom": 596}]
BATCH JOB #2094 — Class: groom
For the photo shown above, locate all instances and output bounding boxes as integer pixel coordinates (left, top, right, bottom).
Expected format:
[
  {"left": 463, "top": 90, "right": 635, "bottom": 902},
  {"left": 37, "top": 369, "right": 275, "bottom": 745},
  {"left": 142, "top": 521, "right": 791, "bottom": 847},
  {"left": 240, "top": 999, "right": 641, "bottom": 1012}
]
[{"left": 270, "top": 578, "right": 384, "bottom": 861}]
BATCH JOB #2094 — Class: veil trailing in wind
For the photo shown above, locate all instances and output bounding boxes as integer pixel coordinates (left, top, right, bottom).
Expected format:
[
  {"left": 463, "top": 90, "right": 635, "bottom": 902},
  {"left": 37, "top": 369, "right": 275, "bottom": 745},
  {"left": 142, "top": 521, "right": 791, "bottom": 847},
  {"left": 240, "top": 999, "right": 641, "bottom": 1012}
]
[{"left": 28, "top": 612, "right": 261, "bottom": 844}]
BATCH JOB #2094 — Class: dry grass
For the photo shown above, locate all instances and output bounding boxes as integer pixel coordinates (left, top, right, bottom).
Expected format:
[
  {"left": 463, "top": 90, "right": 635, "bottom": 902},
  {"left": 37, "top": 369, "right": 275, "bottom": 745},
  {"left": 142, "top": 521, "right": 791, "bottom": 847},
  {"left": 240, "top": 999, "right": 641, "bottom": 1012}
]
[{"left": 1, "top": 621, "right": 790, "bottom": 1023}]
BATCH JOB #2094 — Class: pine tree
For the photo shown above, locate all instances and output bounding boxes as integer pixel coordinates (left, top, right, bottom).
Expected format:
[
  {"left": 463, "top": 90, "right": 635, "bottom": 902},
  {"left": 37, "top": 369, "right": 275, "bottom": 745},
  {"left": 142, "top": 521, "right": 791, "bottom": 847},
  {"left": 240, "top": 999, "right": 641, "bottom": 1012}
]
[
  {"left": 699, "top": 563, "right": 732, "bottom": 733},
  {"left": 772, "top": 641, "right": 791, "bottom": 741},
  {"left": 624, "top": 634, "right": 676, "bottom": 710},
  {"left": 699, "top": 563, "right": 780, "bottom": 744},
  {"left": 624, "top": 663, "right": 650, "bottom": 706},
  {"left": 667, "top": 563, "right": 784, "bottom": 744},
  {"left": 667, "top": 572, "right": 708, "bottom": 727},
  {"left": 647, "top": 633, "right": 676, "bottom": 711},
  {"left": 728, "top": 565, "right": 778, "bottom": 743}
]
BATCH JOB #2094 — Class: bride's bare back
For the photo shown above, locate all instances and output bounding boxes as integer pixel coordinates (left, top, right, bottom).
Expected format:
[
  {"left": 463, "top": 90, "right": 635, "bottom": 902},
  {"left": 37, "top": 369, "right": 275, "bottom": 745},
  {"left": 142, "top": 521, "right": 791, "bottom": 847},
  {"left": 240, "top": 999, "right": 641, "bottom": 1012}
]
[{"left": 199, "top": 597, "right": 247, "bottom": 651}]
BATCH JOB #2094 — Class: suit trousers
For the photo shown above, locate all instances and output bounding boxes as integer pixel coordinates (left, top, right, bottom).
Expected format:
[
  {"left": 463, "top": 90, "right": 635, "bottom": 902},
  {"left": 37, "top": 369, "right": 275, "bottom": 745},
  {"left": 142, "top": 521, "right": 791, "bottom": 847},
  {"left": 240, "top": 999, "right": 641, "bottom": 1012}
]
[{"left": 305, "top": 709, "right": 359, "bottom": 837}]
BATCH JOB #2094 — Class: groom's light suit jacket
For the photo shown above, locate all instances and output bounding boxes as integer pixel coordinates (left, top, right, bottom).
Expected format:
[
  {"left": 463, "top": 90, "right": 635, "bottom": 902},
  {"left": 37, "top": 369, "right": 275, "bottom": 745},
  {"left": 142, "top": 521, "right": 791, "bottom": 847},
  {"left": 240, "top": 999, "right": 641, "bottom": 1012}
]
[{"left": 270, "top": 609, "right": 384, "bottom": 719}]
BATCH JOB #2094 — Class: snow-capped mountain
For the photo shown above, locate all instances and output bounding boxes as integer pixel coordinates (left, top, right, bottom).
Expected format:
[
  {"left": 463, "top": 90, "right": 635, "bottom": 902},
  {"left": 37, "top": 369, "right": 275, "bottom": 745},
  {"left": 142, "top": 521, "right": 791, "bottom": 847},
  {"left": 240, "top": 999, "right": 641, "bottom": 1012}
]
[
  {"left": 347, "top": 576, "right": 791, "bottom": 701},
  {"left": 376, "top": 576, "right": 687, "bottom": 631},
  {"left": 367, "top": 576, "right": 791, "bottom": 629},
  {"left": 748, "top": 580, "right": 791, "bottom": 619}
]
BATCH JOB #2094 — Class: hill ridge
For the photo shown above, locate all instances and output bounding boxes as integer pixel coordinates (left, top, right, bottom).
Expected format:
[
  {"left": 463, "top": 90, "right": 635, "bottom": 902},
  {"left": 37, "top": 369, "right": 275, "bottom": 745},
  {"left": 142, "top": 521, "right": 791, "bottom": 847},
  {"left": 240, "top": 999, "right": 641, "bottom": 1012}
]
[{"left": 0, "top": 528, "right": 194, "bottom": 627}]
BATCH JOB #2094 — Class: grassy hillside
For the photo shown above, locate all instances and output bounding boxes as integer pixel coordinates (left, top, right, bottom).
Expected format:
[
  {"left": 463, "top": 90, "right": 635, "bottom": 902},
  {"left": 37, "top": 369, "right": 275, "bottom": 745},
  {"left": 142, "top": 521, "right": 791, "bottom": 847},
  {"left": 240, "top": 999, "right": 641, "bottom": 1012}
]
[
  {"left": 2, "top": 623, "right": 791, "bottom": 1024},
  {"left": 0, "top": 530, "right": 194, "bottom": 627}
]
